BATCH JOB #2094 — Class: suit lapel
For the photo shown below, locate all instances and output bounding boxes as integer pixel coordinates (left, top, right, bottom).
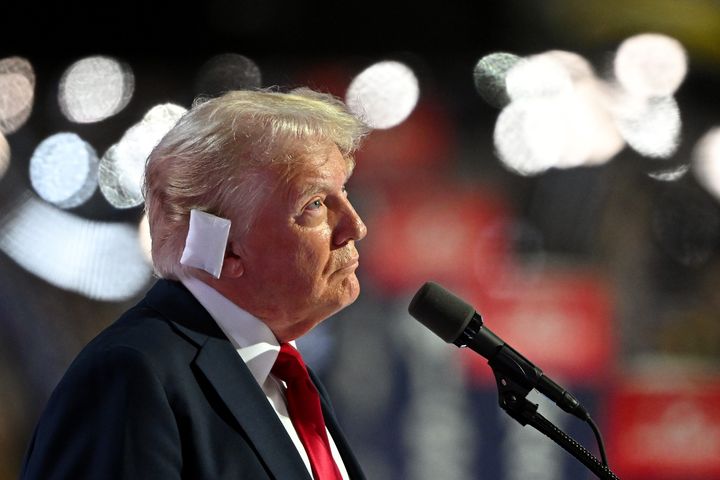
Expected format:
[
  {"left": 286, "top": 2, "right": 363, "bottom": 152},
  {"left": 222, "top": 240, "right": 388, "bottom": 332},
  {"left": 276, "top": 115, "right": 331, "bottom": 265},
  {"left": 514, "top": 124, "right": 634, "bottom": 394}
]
[
  {"left": 144, "top": 280, "right": 366, "bottom": 480},
  {"left": 194, "top": 337, "right": 312, "bottom": 480},
  {"left": 321, "top": 403, "right": 366, "bottom": 480},
  {"left": 143, "top": 280, "right": 312, "bottom": 480},
  {"left": 309, "top": 369, "right": 366, "bottom": 480}
]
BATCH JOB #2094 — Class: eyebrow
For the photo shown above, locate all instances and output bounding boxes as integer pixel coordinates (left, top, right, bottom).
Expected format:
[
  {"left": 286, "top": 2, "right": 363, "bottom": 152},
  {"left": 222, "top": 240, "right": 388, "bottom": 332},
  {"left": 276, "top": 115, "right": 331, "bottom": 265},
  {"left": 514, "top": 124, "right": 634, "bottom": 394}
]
[
  {"left": 292, "top": 174, "right": 349, "bottom": 207},
  {"left": 294, "top": 181, "right": 332, "bottom": 206}
]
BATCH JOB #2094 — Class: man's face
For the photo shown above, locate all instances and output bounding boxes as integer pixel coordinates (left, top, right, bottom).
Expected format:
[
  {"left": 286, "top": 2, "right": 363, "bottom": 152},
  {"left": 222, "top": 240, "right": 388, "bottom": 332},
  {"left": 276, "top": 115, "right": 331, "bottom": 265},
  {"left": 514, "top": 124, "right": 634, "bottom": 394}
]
[{"left": 236, "top": 143, "right": 367, "bottom": 341}]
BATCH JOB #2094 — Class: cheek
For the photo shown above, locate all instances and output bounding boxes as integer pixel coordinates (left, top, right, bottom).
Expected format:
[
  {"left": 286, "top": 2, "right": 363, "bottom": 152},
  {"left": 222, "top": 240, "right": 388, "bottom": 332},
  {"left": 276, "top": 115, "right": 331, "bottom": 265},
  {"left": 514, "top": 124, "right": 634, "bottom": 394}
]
[{"left": 289, "top": 228, "right": 333, "bottom": 282}]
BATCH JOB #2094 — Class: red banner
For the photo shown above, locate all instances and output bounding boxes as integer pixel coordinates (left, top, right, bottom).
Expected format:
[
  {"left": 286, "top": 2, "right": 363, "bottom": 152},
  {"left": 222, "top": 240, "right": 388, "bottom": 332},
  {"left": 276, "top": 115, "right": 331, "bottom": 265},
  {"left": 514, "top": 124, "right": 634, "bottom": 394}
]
[
  {"left": 459, "top": 269, "right": 615, "bottom": 385},
  {"left": 361, "top": 182, "right": 512, "bottom": 295},
  {"left": 606, "top": 375, "right": 720, "bottom": 479}
]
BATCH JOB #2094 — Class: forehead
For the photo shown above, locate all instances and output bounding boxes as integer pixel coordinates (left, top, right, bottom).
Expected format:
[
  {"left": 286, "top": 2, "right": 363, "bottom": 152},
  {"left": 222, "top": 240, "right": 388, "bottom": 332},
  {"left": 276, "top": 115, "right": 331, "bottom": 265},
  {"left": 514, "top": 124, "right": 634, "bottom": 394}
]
[{"left": 282, "top": 144, "right": 351, "bottom": 195}]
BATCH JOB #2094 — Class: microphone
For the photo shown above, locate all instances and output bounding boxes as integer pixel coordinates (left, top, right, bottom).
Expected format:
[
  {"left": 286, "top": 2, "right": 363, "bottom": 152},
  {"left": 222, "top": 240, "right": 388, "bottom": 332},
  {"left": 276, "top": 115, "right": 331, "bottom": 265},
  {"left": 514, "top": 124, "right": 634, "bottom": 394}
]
[{"left": 409, "top": 281, "right": 589, "bottom": 421}]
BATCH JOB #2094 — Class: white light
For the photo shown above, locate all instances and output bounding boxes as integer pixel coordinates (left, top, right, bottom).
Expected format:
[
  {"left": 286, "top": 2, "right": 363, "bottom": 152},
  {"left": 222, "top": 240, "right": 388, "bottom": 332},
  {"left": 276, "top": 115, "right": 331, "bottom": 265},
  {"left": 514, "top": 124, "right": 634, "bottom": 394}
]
[
  {"left": 494, "top": 51, "right": 625, "bottom": 175},
  {"left": 0, "top": 56, "right": 35, "bottom": 134},
  {"left": 614, "top": 33, "right": 687, "bottom": 98},
  {"left": 693, "top": 127, "right": 720, "bottom": 200},
  {"left": 613, "top": 95, "right": 681, "bottom": 158},
  {"left": 29, "top": 132, "right": 98, "bottom": 209},
  {"left": 142, "top": 103, "right": 186, "bottom": 125},
  {"left": 99, "top": 103, "right": 187, "bottom": 208},
  {"left": 505, "top": 54, "right": 573, "bottom": 101},
  {"left": 0, "top": 193, "right": 152, "bottom": 301},
  {"left": 568, "top": 80, "right": 625, "bottom": 167},
  {"left": 346, "top": 60, "right": 419, "bottom": 129},
  {"left": 58, "top": 56, "right": 134, "bottom": 123},
  {"left": 473, "top": 52, "right": 521, "bottom": 108},
  {"left": 491, "top": 44, "right": 686, "bottom": 174},
  {"left": 540, "top": 79, "right": 624, "bottom": 169},
  {"left": 0, "top": 74, "right": 33, "bottom": 130},
  {"left": 0, "top": 132, "right": 9, "bottom": 179},
  {"left": 648, "top": 164, "right": 689, "bottom": 182},
  {"left": 0, "top": 55, "right": 34, "bottom": 82},
  {"left": 541, "top": 50, "right": 595, "bottom": 84},
  {"left": 494, "top": 97, "right": 569, "bottom": 176},
  {"left": 494, "top": 87, "right": 623, "bottom": 174}
]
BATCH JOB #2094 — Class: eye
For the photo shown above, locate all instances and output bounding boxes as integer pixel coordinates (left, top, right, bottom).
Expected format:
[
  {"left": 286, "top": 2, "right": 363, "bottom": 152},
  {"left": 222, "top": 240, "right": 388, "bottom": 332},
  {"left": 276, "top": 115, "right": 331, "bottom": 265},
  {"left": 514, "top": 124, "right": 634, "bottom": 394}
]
[{"left": 305, "top": 199, "right": 324, "bottom": 211}]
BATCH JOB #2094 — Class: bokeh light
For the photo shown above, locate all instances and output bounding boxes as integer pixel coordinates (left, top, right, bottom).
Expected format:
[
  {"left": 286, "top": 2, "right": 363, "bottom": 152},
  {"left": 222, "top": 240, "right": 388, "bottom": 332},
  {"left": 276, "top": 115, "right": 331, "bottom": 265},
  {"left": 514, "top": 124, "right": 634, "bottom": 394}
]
[
  {"left": 542, "top": 50, "right": 595, "bottom": 85},
  {"left": 505, "top": 54, "right": 573, "bottom": 101},
  {"left": 0, "top": 56, "right": 35, "bottom": 134},
  {"left": 346, "top": 60, "right": 419, "bottom": 129},
  {"left": 648, "top": 164, "right": 689, "bottom": 182},
  {"left": 490, "top": 39, "right": 692, "bottom": 177},
  {"left": 571, "top": 80, "right": 625, "bottom": 166},
  {"left": 29, "top": 132, "right": 98, "bottom": 209},
  {"left": 473, "top": 52, "right": 521, "bottom": 108},
  {"left": 98, "top": 103, "right": 186, "bottom": 208},
  {"left": 58, "top": 56, "right": 135, "bottom": 123},
  {"left": 693, "top": 127, "right": 720, "bottom": 201},
  {"left": 0, "top": 56, "right": 34, "bottom": 83},
  {"left": 613, "top": 95, "right": 681, "bottom": 158},
  {"left": 0, "top": 132, "right": 9, "bottom": 180},
  {"left": 494, "top": 97, "right": 568, "bottom": 176},
  {"left": 194, "top": 53, "right": 262, "bottom": 97},
  {"left": 494, "top": 64, "right": 623, "bottom": 175},
  {"left": 0, "top": 193, "right": 152, "bottom": 301},
  {"left": 614, "top": 33, "right": 687, "bottom": 98}
]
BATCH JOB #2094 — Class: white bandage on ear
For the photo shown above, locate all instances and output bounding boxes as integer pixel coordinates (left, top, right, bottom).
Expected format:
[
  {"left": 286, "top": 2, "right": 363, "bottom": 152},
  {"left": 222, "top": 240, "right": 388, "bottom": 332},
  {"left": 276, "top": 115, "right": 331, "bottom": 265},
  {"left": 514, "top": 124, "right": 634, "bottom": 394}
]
[{"left": 179, "top": 209, "right": 232, "bottom": 279}]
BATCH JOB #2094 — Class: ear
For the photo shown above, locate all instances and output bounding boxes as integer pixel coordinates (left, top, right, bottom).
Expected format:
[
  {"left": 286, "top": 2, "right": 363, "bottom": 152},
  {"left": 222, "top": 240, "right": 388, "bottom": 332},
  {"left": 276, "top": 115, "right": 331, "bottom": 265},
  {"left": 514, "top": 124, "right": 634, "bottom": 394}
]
[{"left": 220, "top": 240, "right": 244, "bottom": 278}]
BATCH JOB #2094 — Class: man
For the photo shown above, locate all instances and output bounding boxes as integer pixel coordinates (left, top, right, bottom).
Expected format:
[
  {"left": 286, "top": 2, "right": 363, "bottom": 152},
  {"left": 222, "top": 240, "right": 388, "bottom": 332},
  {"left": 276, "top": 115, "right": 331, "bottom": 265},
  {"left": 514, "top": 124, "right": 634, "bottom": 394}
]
[{"left": 21, "top": 88, "right": 370, "bottom": 479}]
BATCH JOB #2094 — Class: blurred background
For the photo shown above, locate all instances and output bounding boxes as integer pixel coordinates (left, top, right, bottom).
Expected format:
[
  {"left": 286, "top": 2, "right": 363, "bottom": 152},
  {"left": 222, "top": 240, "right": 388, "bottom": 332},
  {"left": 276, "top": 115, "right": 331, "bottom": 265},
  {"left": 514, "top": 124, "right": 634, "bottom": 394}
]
[{"left": 2, "top": 1, "right": 720, "bottom": 478}]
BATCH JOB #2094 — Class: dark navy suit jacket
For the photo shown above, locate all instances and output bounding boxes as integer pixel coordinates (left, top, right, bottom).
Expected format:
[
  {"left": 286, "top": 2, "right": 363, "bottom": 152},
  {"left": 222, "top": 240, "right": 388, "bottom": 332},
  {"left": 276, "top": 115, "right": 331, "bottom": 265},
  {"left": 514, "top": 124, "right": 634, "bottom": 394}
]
[{"left": 21, "top": 279, "right": 365, "bottom": 479}]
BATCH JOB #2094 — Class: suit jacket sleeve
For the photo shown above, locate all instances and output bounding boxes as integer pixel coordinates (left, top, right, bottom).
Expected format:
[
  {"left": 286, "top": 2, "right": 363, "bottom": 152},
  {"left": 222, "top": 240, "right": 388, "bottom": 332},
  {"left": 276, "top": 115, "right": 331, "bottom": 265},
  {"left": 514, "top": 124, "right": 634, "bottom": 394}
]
[{"left": 21, "top": 345, "right": 183, "bottom": 480}]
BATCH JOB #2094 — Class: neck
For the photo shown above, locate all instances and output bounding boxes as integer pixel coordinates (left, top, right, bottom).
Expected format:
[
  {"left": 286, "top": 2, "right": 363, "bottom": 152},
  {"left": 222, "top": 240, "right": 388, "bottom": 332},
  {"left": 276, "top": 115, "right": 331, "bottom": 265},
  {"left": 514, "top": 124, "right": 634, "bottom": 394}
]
[{"left": 190, "top": 273, "right": 316, "bottom": 342}]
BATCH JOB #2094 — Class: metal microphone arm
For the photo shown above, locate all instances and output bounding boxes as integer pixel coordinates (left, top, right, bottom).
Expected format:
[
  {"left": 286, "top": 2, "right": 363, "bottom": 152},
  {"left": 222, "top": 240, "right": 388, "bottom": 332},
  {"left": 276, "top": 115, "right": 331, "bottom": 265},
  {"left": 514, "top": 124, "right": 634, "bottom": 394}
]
[
  {"left": 491, "top": 366, "right": 620, "bottom": 480},
  {"left": 455, "top": 313, "right": 588, "bottom": 419},
  {"left": 456, "top": 313, "right": 620, "bottom": 478},
  {"left": 408, "top": 281, "right": 619, "bottom": 478}
]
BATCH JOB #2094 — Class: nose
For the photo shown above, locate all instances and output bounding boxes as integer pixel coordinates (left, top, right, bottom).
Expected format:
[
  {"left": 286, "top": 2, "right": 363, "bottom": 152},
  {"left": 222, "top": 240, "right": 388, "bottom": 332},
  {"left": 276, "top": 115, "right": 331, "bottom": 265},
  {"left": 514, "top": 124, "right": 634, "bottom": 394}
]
[{"left": 333, "top": 199, "right": 367, "bottom": 247}]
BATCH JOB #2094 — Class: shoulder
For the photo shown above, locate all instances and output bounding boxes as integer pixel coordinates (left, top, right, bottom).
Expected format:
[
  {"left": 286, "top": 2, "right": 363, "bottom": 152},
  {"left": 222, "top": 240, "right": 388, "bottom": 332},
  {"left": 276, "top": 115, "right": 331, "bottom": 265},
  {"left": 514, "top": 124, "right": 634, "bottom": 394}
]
[
  {"left": 94, "top": 303, "right": 185, "bottom": 349},
  {"left": 63, "top": 303, "right": 197, "bottom": 389},
  {"left": 22, "top": 307, "right": 187, "bottom": 479}
]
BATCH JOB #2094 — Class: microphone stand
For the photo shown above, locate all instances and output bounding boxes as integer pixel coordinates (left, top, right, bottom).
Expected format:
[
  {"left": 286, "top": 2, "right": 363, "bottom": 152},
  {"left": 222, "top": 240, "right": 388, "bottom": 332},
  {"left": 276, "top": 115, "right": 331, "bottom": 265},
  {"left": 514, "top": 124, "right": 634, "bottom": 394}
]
[{"left": 490, "top": 364, "right": 620, "bottom": 480}]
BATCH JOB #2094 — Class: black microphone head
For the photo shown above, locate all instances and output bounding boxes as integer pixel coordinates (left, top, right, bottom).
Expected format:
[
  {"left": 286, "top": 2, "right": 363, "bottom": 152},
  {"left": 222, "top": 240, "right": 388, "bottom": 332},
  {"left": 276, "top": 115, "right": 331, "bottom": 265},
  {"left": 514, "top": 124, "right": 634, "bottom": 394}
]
[{"left": 408, "top": 281, "right": 476, "bottom": 343}]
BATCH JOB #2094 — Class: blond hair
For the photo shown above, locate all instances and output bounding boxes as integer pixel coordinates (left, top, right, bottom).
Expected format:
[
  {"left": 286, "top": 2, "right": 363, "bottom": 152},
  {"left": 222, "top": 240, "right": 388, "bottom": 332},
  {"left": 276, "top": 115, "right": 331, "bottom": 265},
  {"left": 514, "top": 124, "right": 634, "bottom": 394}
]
[{"left": 144, "top": 88, "right": 369, "bottom": 279}]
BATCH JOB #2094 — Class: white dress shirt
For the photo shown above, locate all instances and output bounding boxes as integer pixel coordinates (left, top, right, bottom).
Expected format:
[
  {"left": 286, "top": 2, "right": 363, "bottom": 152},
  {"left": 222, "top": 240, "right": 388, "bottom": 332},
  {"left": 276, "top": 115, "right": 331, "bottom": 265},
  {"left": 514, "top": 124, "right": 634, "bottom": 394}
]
[{"left": 181, "top": 275, "right": 349, "bottom": 480}]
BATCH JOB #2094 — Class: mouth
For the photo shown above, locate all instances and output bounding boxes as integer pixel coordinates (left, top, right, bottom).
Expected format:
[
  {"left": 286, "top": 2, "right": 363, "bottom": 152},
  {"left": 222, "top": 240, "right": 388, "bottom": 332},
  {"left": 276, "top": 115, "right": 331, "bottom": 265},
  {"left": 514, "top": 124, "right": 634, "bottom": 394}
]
[{"left": 336, "top": 256, "right": 359, "bottom": 272}]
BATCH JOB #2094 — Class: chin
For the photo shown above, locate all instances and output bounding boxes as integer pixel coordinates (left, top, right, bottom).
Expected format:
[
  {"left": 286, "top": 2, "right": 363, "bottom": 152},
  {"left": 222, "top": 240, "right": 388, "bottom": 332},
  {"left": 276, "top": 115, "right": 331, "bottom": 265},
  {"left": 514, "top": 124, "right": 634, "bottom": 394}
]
[
  {"left": 342, "top": 274, "right": 361, "bottom": 304},
  {"left": 322, "top": 276, "right": 361, "bottom": 316}
]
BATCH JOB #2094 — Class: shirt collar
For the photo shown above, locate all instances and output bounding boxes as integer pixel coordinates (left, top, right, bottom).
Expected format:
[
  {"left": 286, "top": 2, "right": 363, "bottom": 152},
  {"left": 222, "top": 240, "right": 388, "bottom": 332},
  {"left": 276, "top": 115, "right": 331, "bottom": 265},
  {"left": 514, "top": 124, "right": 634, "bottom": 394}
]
[{"left": 180, "top": 275, "right": 293, "bottom": 386}]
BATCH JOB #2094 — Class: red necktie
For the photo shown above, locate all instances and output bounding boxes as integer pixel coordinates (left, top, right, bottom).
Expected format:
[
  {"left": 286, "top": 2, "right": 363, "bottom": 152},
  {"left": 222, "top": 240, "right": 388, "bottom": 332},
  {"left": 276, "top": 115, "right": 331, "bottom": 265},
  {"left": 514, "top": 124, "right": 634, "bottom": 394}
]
[{"left": 272, "top": 343, "right": 343, "bottom": 480}]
